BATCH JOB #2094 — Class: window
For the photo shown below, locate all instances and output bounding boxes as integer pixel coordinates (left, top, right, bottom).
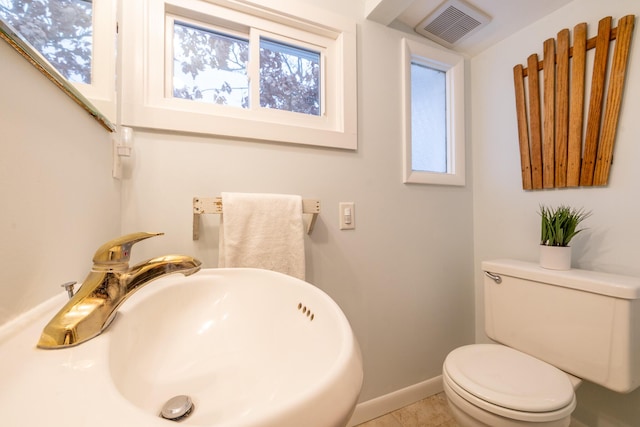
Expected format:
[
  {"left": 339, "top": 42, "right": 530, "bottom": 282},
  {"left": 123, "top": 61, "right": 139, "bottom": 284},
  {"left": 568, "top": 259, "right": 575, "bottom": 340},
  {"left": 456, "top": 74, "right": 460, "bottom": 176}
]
[
  {"left": 0, "top": 0, "right": 117, "bottom": 121},
  {"left": 401, "top": 38, "right": 465, "bottom": 185},
  {"left": 259, "top": 38, "right": 321, "bottom": 115},
  {"left": 121, "top": 0, "right": 357, "bottom": 149},
  {"left": 172, "top": 20, "right": 249, "bottom": 108},
  {"left": 170, "top": 20, "right": 321, "bottom": 115},
  {"left": 1, "top": 0, "right": 93, "bottom": 83}
]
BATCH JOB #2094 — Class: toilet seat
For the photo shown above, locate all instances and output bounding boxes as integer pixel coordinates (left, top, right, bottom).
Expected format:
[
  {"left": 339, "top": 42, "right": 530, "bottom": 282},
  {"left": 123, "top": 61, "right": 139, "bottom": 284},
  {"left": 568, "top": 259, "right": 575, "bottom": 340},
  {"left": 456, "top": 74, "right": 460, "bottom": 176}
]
[{"left": 443, "top": 344, "right": 576, "bottom": 422}]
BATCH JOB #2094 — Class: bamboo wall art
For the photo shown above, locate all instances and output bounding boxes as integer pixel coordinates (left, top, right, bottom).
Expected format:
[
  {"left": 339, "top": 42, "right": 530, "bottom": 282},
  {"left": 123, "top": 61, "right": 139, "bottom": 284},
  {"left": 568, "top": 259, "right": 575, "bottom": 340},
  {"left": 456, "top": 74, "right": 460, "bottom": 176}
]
[{"left": 513, "top": 15, "right": 635, "bottom": 190}]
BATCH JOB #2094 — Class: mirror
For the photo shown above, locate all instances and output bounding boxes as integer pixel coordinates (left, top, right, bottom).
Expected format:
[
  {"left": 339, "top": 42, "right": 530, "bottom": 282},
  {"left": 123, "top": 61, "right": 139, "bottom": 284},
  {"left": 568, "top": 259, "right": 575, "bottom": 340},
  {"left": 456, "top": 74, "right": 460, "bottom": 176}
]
[{"left": 0, "top": 4, "right": 114, "bottom": 132}]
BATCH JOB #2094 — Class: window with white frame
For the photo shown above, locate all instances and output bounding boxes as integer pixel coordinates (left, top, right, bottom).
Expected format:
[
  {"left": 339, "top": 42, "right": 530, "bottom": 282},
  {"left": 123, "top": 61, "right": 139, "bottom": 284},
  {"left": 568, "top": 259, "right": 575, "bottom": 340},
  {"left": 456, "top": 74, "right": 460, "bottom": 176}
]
[
  {"left": 0, "top": 0, "right": 117, "bottom": 121},
  {"left": 0, "top": 0, "right": 93, "bottom": 84},
  {"left": 120, "top": 0, "right": 357, "bottom": 149},
  {"left": 401, "top": 38, "right": 465, "bottom": 185}
]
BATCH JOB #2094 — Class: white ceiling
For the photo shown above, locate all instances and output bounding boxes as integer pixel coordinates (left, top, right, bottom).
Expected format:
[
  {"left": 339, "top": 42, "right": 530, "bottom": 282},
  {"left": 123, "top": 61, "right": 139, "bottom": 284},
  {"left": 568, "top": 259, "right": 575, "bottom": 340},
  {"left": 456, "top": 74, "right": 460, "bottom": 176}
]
[{"left": 366, "top": 0, "right": 573, "bottom": 56}]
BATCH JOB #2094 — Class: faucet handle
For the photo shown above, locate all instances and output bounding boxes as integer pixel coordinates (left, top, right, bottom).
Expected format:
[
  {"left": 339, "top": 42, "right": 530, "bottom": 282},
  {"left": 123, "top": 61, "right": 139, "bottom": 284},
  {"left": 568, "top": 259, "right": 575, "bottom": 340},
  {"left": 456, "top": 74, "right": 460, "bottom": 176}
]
[
  {"left": 92, "top": 232, "right": 164, "bottom": 265},
  {"left": 60, "top": 281, "right": 77, "bottom": 299}
]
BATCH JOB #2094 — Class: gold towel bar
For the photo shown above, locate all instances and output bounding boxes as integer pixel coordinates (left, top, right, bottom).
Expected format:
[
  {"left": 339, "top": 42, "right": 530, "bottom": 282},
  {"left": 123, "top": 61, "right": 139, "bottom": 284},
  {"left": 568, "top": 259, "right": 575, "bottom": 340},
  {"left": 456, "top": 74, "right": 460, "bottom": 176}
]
[{"left": 192, "top": 197, "right": 320, "bottom": 240}]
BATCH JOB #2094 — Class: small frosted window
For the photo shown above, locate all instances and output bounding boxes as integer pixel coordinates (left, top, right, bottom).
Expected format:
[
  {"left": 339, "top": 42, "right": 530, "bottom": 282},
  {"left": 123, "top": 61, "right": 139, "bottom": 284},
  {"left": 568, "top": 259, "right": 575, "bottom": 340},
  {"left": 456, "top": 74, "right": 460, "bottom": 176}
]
[
  {"left": 410, "top": 63, "right": 447, "bottom": 173},
  {"left": 402, "top": 38, "right": 464, "bottom": 186}
]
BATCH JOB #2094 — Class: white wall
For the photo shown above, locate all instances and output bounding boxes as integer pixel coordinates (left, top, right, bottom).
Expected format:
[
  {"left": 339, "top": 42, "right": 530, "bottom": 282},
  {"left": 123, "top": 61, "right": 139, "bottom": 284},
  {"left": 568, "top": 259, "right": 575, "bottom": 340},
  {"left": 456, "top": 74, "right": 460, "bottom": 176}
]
[
  {"left": 119, "top": 0, "right": 475, "bottom": 403},
  {"left": 471, "top": 0, "right": 640, "bottom": 425},
  {"left": 0, "top": 40, "right": 121, "bottom": 325}
]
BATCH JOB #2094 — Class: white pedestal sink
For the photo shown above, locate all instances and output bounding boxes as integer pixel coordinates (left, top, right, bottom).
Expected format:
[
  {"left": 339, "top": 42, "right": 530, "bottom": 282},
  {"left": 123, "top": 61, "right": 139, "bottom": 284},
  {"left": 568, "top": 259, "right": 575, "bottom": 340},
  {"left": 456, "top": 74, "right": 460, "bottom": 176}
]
[{"left": 0, "top": 268, "right": 363, "bottom": 427}]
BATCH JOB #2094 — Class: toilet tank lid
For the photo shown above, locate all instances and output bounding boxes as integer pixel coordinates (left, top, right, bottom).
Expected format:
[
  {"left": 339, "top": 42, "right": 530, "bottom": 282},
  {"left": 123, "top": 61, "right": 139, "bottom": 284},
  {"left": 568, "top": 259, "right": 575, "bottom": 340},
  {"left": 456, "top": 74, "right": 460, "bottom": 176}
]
[{"left": 483, "top": 259, "right": 640, "bottom": 299}]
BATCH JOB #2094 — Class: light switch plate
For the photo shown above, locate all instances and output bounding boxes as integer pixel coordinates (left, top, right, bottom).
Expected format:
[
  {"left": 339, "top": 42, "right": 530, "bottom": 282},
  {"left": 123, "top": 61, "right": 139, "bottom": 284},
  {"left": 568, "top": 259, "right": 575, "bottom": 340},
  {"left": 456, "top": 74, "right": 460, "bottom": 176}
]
[{"left": 339, "top": 202, "right": 355, "bottom": 230}]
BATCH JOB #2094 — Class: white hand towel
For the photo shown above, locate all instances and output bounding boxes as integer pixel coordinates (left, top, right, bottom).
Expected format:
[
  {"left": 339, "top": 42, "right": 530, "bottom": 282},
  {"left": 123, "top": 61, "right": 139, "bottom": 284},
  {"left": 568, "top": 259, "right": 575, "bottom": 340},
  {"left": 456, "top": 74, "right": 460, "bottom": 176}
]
[{"left": 218, "top": 192, "right": 305, "bottom": 280}]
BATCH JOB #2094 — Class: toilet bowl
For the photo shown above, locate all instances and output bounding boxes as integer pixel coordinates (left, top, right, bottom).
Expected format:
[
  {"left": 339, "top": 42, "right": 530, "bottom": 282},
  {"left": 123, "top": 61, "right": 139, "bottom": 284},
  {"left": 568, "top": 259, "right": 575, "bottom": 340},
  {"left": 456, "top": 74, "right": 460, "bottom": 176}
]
[
  {"left": 442, "top": 259, "right": 640, "bottom": 427},
  {"left": 442, "top": 344, "right": 576, "bottom": 427}
]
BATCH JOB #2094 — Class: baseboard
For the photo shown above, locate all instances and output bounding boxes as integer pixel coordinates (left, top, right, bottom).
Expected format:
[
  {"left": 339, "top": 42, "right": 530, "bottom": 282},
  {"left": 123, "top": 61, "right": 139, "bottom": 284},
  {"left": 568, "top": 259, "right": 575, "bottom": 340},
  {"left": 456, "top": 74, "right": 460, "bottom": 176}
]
[{"left": 346, "top": 375, "right": 444, "bottom": 426}]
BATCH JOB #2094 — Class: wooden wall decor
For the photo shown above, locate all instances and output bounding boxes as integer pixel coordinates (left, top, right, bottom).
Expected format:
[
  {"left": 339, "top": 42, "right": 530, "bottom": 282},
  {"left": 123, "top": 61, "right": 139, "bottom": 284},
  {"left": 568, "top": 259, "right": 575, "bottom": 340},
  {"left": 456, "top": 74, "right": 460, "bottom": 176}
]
[{"left": 513, "top": 15, "right": 635, "bottom": 190}]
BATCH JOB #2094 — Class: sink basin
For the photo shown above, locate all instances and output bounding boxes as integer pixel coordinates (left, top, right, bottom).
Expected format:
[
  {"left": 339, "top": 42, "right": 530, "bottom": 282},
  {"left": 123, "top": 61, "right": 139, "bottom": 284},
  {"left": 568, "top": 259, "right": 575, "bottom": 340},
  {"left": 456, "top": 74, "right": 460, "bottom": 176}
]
[
  {"left": 0, "top": 268, "right": 362, "bottom": 427},
  {"left": 112, "top": 268, "right": 363, "bottom": 426}
]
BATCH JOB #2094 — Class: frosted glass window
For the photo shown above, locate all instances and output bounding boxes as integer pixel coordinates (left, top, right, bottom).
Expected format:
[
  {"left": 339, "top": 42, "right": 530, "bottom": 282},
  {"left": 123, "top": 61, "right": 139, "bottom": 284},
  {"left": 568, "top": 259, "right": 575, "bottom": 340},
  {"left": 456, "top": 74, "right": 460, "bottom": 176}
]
[
  {"left": 411, "top": 62, "right": 447, "bottom": 173},
  {"left": 402, "top": 38, "right": 465, "bottom": 186}
]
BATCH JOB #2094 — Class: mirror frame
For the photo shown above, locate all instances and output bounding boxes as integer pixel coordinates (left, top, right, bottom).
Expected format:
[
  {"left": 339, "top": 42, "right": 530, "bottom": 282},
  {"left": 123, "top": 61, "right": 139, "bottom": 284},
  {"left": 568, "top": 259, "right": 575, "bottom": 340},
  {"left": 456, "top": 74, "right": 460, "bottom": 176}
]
[{"left": 0, "top": 19, "right": 115, "bottom": 132}]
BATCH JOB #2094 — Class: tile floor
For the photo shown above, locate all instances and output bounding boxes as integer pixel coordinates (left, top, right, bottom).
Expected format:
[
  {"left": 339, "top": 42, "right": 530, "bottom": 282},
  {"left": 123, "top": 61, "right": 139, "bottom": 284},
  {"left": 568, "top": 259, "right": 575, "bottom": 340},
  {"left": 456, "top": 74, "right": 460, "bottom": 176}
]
[
  {"left": 355, "top": 393, "right": 582, "bottom": 427},
  {"left": 355, "top": 393, "right": 459, "bottom": 427}
]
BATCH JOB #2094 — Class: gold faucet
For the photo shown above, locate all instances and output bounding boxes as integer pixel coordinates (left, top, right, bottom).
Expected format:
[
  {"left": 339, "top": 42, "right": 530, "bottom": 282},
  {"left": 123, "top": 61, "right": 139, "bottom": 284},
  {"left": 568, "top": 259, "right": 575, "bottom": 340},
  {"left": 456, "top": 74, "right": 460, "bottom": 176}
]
[{"left": 37, "top": 232, "right": 202, "bottom": 349}]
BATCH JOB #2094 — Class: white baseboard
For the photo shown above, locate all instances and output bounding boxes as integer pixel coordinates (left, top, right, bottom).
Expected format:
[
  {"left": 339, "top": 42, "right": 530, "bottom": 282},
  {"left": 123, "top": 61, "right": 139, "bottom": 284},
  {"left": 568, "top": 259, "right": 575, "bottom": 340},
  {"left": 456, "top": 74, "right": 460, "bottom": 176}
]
[{"left": 346, "top": 375, "right": 444, "bottom": 426}]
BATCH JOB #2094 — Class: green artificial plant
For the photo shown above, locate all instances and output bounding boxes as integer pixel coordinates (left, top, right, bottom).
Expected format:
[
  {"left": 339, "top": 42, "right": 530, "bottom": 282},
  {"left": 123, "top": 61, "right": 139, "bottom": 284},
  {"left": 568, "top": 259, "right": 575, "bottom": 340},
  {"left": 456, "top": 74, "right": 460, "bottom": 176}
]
[{"left": 539, "top": 205, "right": 591, "bottom": 247}]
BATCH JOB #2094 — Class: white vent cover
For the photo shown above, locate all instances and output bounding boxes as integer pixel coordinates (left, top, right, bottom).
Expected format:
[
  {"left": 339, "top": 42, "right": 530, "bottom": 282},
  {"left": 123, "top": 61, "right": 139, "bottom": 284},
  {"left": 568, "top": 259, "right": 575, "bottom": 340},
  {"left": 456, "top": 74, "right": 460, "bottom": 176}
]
[{"left": 415, "top": 0, "right": 490, "bottom": 48}]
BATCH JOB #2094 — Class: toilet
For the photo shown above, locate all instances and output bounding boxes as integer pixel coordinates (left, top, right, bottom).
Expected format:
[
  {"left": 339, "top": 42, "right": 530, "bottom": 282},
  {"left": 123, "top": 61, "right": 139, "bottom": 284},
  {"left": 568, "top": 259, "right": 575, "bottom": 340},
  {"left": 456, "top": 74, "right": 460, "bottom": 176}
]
[{"left": 443, "top": 259, "right": 640, "bottom": 427}]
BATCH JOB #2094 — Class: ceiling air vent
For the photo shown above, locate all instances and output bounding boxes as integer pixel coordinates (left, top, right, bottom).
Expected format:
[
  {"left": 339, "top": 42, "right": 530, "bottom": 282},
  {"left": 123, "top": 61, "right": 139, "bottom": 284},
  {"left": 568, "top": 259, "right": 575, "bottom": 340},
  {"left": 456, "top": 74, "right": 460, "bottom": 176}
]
[{"left": 415, "top": 0, "right": 490, "bottom": 48}]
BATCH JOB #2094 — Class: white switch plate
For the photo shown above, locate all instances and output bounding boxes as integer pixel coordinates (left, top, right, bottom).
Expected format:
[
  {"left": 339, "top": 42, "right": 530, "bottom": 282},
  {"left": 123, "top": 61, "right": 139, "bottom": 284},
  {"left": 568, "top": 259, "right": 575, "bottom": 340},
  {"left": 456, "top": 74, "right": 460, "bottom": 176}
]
[{"left": 339, "top": 202, "right": 355, "bottom": 230}]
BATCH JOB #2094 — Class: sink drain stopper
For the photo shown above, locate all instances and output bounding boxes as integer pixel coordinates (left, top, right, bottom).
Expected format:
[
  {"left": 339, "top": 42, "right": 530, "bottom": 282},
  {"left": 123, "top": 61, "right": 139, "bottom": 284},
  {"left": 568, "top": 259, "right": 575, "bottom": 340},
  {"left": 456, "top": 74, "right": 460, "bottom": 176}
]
[{"left": 160, "top": 395, "right": 194, "bottom": 421}]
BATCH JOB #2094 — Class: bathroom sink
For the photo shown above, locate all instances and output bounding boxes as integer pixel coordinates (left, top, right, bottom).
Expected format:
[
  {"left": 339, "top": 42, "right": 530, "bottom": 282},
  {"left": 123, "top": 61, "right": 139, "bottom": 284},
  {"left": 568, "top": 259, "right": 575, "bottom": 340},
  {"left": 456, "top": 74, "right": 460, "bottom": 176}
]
[
  {"left": 0, "top": 268, "right": 362, "bottom": 427},
  {"left": 108, "top": 268, "right": 363, "bottom": 427}
]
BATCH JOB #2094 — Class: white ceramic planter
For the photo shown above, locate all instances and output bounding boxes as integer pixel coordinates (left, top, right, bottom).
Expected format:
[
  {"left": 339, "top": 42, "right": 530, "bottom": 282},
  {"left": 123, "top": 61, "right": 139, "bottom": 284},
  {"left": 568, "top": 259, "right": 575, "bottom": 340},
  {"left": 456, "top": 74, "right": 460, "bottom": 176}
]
[{"left": 539, "top": 245, "right": 572, "bottom": 270}]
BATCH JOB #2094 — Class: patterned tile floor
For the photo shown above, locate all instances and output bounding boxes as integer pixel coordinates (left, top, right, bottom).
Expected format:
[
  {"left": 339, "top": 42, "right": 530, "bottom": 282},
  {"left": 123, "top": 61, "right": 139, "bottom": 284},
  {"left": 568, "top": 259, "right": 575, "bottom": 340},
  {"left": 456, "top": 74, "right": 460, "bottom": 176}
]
[{"left": 355, "top": 393, "right": 460, "bottom": 427}]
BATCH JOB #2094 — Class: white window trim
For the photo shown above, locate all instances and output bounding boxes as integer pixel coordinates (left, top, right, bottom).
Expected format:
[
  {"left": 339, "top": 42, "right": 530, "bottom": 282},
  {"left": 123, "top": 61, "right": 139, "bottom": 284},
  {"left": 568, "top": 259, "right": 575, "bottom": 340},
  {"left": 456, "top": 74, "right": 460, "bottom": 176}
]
[
  {"left": 72, "top": 0, "right": 117, "bottom": 123},
  {"left": 401, "top": 38, "right": 465, "bottom": 186},
  {"left": 120, "top": 0, "right": 357, "bottom": 149}
]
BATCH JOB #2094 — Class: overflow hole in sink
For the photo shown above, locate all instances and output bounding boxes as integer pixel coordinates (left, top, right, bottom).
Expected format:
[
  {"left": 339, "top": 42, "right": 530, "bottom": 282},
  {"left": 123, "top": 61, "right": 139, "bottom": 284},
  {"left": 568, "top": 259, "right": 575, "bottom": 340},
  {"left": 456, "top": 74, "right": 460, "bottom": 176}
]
[{"left": 297, "top": 302, "right": 315, "bottom": 321}]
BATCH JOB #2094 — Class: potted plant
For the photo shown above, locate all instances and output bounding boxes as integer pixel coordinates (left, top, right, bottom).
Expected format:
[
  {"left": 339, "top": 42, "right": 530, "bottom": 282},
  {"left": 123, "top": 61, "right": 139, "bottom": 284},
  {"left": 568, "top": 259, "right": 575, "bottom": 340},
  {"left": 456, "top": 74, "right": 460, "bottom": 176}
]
[{"left": 539, "top": 205, "right": 591, "bottom": 270}]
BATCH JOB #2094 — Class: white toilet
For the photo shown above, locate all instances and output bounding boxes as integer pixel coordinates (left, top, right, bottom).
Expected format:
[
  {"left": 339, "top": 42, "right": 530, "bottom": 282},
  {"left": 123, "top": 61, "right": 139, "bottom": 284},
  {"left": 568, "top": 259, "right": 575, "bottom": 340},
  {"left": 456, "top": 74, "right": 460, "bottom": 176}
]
[{"left": 443, "top": 259, "right": 640, "bottom": 427}]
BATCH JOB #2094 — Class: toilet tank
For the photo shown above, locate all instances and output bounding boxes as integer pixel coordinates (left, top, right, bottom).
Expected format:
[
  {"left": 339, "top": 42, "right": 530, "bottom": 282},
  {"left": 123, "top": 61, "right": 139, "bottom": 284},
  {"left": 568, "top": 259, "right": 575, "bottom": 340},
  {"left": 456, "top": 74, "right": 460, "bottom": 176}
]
[{"left": 482, "top": 259, "right": 640, "bottom": 393}]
